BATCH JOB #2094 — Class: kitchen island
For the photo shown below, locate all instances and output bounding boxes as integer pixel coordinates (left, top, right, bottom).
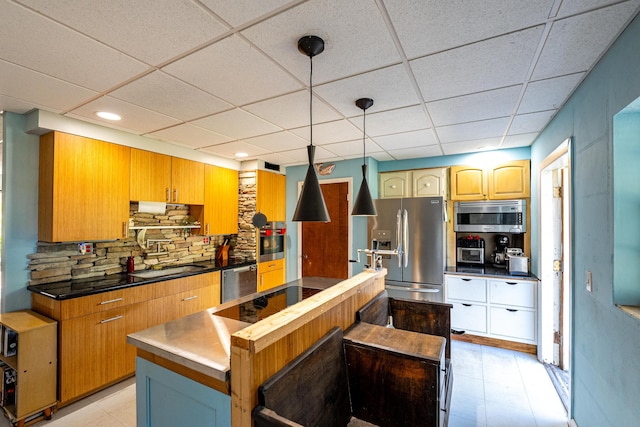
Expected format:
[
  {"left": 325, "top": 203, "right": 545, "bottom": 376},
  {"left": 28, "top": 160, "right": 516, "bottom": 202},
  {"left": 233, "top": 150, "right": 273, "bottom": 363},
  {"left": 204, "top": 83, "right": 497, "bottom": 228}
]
[{"left": 127, "top": 270, "right": 386, "bottom": 427}]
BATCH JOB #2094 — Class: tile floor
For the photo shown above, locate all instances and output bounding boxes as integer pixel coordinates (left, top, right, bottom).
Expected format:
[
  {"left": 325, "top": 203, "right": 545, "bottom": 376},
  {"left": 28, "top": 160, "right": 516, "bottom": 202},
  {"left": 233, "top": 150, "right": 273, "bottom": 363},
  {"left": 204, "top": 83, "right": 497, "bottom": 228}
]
[{"left": 1, "top": 341, "right": 568, "bottom": 427}]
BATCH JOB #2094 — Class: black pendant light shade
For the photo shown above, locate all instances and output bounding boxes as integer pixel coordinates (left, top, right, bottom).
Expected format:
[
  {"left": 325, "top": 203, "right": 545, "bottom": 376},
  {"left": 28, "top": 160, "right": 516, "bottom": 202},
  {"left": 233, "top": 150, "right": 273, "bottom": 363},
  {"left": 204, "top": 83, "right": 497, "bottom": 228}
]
[
  {"left": 351, "top": 98, "right": 377, "bottom": 216},
  {"left": 292, "top": 35, "right": 330, "bottom": 222}
]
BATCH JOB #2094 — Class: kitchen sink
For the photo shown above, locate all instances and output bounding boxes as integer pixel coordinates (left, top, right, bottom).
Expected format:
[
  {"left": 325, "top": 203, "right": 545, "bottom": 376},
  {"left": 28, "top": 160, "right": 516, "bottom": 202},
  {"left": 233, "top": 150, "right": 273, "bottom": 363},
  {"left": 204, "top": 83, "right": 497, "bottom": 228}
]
[{"left": 128, "top": 265, "right": 206, "bottom": 279}]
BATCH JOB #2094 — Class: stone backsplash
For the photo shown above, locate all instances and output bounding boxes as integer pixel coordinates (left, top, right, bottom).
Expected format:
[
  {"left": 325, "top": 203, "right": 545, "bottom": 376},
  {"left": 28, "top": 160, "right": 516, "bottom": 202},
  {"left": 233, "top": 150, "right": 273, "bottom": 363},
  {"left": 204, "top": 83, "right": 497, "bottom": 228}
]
[
  {"left": 27, "top": 204, "right": 236, "bottom": 285},
  {"left": 235, "top": 170, "right": 258, "bottom": 260}
]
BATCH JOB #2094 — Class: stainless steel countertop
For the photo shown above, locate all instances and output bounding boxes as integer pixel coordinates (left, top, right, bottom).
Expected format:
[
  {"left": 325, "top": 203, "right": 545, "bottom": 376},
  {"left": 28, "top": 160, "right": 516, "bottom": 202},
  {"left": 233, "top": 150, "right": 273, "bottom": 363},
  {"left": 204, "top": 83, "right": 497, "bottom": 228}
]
[{"left": 127, "top": 276, "right": 342, "bottom": 383}]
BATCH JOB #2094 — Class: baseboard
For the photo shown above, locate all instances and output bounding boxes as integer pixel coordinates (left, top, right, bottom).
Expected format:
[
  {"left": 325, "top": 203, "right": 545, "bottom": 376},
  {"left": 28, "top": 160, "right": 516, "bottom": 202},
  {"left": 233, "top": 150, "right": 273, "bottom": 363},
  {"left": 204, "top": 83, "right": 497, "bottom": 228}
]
[{"left": 452, "top": 333, "right": 537, "bottom": 354}]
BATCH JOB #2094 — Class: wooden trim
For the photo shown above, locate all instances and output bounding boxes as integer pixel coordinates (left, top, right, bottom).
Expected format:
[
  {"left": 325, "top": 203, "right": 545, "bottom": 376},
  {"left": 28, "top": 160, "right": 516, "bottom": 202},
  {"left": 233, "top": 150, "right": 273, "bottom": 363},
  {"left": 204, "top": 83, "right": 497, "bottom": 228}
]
[
  {"left": 452, "top": 333, "right": 537, "bottom": 355},
  {"left": 136, "top": 349, "right": 229, "bottom": 395}
]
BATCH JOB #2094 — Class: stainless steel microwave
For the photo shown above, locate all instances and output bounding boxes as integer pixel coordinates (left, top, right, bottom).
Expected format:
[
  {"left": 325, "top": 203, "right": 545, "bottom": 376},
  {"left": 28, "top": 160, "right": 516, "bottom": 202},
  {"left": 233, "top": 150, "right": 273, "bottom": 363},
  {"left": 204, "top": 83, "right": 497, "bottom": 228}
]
[{"left": 454, "top": 200, "right": 526, "bottom": 233}]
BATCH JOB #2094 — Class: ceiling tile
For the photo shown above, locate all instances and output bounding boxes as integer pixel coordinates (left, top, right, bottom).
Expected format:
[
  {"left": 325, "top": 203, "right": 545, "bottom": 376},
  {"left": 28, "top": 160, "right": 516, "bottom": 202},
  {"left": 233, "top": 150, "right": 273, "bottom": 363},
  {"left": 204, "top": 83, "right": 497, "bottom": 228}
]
[
  {"left": 441, "top": 138, "right": 503, "bottom": 155},
  {"left": 109, "top": 71, "right": 232, "bottom": 121},
  {"left": 240, "top": 131, "right": 308, "bottom": 152},
  {"left": 519, "top": 73, "right": 585, "bottom": 113},
  {"left": 16, "top": 0, "right": 229, "bottom": 65},
  {"left": 314, "top": 64, "right": 420, "bottom": 116},
  {"left": 199, "top": 0, "right": 294, "bottom": 27},
  {"left": 192, "top": 108, "right": 282, "bottom": 139},
  {"left": 427, "top": 85, "right": 522, "bottom": 127},
  {"left": 556, "top": 0, "right": 640, "bottom": 18},
  {"left": 197, "top": 140, "right": 271, "bottom": 160},
  {"left": 240, "top": 0, "right": 401, "bottom": 84},
  {"left": 289, "top": 119, "right": 362, "bottom": 145},
  {"left": 279, "top": 145, "right": 339, "bottom": 164},
  {"left": 532, "top": 2, "right": 639, "bottom": 80},
  {"left": 410, "top": 26, "right": 544, "bottom": 102},
  {"left": 1, "top": 1, "right": 148, "bottom": 91},
  {"left": 322, "top": 138, "right": 383, "bottom": 158},
  {"left": 67, "top": 96, "right": 181, "bottom": 134},
  {"left": 163, "top": 34, "right": 302, "bottom": 106},
  {"left": 243, "top": 90, "right": 342, "bottom": 129},
  {"left": 374, "top": 129, "right": 438, "bottom": 150},
  {"left": 351, "top": 105, "right": 430, "bottom": 137},
  {"left": 0, "top": 59, "right": 98, "bottom": 113},
  {"left": 389, "top": 145, "right": 444, "bottom": 160},
  {"left": 256, "top": 151, "right": 300, "bottom": 166},
  {"left": 384, "top": 0, "right": 555, "bottom": 58},
  {"left": 502, "top": 133, "right": 538, "bottom": 148},
  {"left": 509, "top": 110, "right": 556, "bottom": 134},
  {"left": 148, "top": 123, "right": 232, "bottom": 148},
  {"left": 369, "top": 151, "right": 396, "bottom": 162},
  {"left": 437, "top": 117, "right": 510, "bottom": 144},
  {"left": 0, "top": 95, "right": 43, "bottom": 115}
]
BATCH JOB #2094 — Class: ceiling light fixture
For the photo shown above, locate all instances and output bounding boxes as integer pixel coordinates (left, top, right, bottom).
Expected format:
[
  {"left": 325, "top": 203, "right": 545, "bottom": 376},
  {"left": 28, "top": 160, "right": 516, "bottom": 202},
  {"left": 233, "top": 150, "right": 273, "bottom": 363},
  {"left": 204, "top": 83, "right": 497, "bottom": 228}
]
[
  {"left": 292, "top": 35, "right": 330, "bottom": 223},
  {"left": 96, "top": 111, "right": 121, "bottom": 121},
  {"left": 351, "top": 98, "right": 377, "bottom": 216},
  {"left": 235, "top": 152, "right": 248, "bottom": 158}
]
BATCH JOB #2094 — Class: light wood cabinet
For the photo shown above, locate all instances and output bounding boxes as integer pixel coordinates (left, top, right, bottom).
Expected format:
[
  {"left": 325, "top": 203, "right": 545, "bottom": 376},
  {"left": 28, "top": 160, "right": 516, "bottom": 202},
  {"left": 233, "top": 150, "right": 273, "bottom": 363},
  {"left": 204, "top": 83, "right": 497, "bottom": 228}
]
[
  {"left": 130, "top": 148, "right": 205, "bottom": 205},
  {"left": 379, "top": 168, "right": 448, "bottom": 199},
  {"left": 450, "top": 160, "right": 530, "bottom": 200},
  {"left": 257, "top": 258, "right": 285, "bottom": 292},
  {"left": 0, "top": 310, "right": 57, "bottom": 425},
  {"left": 256, "top": 170, "right": 286, "bottom": 221},
  {"left": 202, "top": 165, "right": 239, "bottom": 235},
  {"left": 31, "top": 271, "right": 221, "bottom": 406},
  {"left": 39, "top": 131, "right": 131, "bottom": 242}
]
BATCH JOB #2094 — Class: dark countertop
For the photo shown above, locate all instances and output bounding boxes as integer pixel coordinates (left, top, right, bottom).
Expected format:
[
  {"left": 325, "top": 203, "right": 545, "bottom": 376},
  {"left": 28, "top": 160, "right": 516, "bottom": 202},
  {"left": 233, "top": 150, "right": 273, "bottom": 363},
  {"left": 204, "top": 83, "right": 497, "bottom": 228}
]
[
  {"left": 27, "top": 258, "right": 256, "bottom": 300},
  {"left": 445, "top": 265, "right": 539, "bottom": 281}
]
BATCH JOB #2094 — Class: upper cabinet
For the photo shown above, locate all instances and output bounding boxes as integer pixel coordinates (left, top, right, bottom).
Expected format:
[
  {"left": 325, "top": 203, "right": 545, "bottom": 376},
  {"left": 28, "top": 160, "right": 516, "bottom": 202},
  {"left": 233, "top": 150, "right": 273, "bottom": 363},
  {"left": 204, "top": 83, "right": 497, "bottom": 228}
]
[
  {"left": 39, "top": 131, "right": 131, "bottom": 242},
  {"left": 256, "top": 170, "right": 286, "bottom": 222},
  {"left": 203, "top": 165, "right": 239, "bottom": 235},
  {"left": 379, "top": 168, "right": 448, "bottom": 199},
  {"left": 130, "top": 149, "right": 204, "bottom": 205},
  {"left": 450, "top": 160, "right": 530, "bottom": 201}
]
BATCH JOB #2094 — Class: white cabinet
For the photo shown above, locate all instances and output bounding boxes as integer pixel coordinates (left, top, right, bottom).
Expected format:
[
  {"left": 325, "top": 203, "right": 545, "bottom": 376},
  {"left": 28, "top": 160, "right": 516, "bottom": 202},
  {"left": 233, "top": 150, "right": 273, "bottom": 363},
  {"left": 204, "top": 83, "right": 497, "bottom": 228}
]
[
  {"left": 379, "top": 168, "right": 448, "bottom": 199},
  {"left": 445, "top": 274, "right": 538, "bottom": 345}
]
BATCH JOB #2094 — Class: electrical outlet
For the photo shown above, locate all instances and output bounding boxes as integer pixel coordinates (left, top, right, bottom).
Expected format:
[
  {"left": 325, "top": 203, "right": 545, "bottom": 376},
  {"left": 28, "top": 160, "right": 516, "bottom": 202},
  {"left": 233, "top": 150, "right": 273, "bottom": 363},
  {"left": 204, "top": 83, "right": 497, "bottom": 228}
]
[
  {"left": 586, "top": 270, "right": 593, "bottom": 292},
  {"left": 78, "top": 242, "right": 94, "bottom": 255},
  {"left": 203, "top": 237, "right": 210, "bottom": 245}
]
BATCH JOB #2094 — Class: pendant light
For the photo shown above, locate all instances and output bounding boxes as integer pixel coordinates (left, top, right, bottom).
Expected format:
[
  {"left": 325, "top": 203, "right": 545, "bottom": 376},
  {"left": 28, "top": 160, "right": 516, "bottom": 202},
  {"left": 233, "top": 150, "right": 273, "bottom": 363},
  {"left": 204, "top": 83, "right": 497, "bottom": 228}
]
[
  {"left": 292, "top": 35, "right": 330, "bottom": 222},
  {"left": 351, "top": 98, "right": 377, "bottom": 216}
]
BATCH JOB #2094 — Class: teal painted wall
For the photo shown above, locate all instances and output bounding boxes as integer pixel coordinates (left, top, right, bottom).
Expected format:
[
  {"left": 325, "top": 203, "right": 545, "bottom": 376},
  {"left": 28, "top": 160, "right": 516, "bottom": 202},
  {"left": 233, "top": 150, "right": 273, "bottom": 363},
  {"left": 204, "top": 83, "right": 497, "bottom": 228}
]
[
  {"left": 2, "top": 112, "right": 39, "bottom": 312},
  {"left": 530, "top": 13, "right": 640, "bottom": 427}
]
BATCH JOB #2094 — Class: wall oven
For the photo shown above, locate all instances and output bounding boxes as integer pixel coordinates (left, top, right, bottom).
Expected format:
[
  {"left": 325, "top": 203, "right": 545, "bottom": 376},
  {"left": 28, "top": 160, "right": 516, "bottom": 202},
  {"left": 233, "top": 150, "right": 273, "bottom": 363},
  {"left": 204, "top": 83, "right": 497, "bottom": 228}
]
[{"left": 258, "top": 222, "right": 286, "bottom": 263}]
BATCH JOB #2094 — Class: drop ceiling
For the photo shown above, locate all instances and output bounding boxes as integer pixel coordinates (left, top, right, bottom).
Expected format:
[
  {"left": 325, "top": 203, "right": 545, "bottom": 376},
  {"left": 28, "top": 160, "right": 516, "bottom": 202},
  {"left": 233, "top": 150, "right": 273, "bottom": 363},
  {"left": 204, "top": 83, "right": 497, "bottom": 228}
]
[{"left": 1, "top": 0, "right": 639, "bottom": 167}]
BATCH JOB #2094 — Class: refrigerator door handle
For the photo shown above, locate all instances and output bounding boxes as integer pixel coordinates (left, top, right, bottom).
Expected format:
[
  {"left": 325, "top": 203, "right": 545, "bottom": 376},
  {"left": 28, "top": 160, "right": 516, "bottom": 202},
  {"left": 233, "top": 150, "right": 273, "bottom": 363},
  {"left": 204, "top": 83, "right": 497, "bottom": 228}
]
[
  {"left": 403, "top": 209, "right": 409, "bottom": 268},
  {"left": 396, "top": 209, "right": 402, "bottom": 268}
]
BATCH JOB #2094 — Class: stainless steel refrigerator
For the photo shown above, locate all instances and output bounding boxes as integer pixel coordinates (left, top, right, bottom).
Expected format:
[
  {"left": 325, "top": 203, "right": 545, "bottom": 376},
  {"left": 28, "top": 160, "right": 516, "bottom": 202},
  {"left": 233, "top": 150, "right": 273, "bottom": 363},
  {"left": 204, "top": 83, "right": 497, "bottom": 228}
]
[{"left": 368, "top": 197, "right": 446, "bottom": 302}]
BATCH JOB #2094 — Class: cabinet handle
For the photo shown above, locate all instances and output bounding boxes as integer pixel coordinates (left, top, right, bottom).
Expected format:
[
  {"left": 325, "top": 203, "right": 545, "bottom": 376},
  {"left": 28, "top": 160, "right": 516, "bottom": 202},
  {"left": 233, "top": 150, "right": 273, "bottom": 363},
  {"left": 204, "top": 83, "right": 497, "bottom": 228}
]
[
  {"left": 461, "top": 278, "right": 471, "bottom": 282},
  {"left": 100, "top": 297, "right": 124, "bottom": 305},
  {"left": 100, "top": 315, "right": 124, "bottom": 324},
  {"left": 462, "top": 303, "right": 472, "bottom": 307},
  {"left": 506, "top": 282, "right": 518, "bottom": 285},
  {"left": 174, "top": 188, "right": 178, "bottom": 202},
  {"left": 506, "top": 308, "right": 518, "bottom": 312},
  {"left": 166, "top": 188, "right": 170, "bottom": 203},
  {"left": 206, "top": 223, "right": 210, "bottom": 235},
  {"left": 182, "top": 295, "right": 198, "bottom": 301},
  {"left": 123, "top": 222, "right": 128, "bottom": 238}
]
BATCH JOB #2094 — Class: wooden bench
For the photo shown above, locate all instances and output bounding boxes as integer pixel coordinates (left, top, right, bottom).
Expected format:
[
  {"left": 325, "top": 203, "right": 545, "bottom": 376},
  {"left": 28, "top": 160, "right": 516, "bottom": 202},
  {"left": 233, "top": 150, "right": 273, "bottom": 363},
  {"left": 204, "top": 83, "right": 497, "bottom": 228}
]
[
  {"left": 252, "top": 327, "right": 377, "bottom": 427},
  {"left": 356, "top": 290, "right": 454, "bottom": 426}
]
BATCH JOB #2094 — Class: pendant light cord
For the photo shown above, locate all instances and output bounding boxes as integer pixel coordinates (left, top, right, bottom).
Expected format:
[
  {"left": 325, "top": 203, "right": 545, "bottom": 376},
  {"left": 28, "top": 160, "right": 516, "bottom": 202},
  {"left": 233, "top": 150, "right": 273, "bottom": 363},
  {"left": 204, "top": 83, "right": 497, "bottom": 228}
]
[
  {"left": 309, "top": 55, "right": 314, "bottom": 147},
  {"left": 362, "top": 107, "right": 366, "bottom": 166}
]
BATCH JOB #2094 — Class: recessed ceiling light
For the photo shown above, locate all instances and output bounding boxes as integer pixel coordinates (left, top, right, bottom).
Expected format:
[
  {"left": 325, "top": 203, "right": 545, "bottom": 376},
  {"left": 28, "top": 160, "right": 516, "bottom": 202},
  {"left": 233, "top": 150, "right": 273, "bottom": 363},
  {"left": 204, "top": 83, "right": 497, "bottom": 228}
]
[
  {"left": 235, "top": 152, "right": 248, "bottom": 158},
  {"left": 96, "top": 111, "right": 121, "bottom": 121}
]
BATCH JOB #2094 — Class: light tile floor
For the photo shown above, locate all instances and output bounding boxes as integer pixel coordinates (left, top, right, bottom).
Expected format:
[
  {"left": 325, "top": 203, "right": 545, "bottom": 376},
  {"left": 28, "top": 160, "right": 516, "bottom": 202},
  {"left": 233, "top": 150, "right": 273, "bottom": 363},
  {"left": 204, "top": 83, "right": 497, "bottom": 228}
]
[{"left": 1, "top": 341, "right": 568, "bottom": 427}]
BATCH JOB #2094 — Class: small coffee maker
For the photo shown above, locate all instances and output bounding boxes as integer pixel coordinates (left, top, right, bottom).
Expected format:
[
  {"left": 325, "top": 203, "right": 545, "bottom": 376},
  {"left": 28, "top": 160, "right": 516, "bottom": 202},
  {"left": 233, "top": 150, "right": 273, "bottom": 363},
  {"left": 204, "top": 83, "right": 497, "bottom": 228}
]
[{"left": 492, "top": 234, "right": 509, "bottom": 268}]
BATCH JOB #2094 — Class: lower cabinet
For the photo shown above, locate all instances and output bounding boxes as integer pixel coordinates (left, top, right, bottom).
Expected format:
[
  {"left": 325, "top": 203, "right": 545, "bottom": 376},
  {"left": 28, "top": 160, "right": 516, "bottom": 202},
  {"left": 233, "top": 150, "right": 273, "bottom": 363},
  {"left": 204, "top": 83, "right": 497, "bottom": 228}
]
[
  {"left": 445, "top": 274, "right": 538, "bottom": 345},
  {"left": 31, "top": 271, "right": 221, "bottom": 406},
  {"left": 257, "top": 258, "right": 285, "bottom": 292}
]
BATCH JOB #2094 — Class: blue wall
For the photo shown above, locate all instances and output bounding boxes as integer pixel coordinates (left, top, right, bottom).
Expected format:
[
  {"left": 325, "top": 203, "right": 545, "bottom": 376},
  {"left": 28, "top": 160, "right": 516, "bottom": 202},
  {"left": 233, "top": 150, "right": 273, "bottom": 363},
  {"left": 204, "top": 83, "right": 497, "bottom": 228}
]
[
  {"left": 530, "top": 13, "right": 640, "bottom": 427},
  {"left": 2, "top": 112, "right": 40, "bottom": 312}
]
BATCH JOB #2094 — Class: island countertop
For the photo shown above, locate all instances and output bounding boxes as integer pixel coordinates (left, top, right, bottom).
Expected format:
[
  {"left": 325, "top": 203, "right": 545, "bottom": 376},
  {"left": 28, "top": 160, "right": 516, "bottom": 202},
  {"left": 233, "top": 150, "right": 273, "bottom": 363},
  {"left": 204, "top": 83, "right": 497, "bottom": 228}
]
[{"left": 126, "top": 276, "right": 342, "bottom": 385}]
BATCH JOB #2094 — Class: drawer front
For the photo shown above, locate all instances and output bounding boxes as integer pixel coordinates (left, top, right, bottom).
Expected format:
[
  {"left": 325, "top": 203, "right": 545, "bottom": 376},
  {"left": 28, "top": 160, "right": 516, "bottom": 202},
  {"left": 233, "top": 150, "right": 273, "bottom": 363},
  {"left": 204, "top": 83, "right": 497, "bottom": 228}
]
[
  {"left": 489, "top": 279, "right": 536, "bottom": 308},
  {"left": 152, "top": 271, "right": 220, "bottom": 299},
  {"left": 450, "top": 302, "right": 487, "bottom": 334},
  {"left": 490, "top": 307, "right": 536, "bottom": 342},
  {"left": 178, "top": 286, "right": 216, "bottom": 317},
  {"left": 60, "top": 285, "right": 152, "bottom": 319},
  {"left": 258, "top": 258, "right": 285, "bottom": 274},
  {"left": 446, "top": 276, "right": 487, "bottom": 302}
]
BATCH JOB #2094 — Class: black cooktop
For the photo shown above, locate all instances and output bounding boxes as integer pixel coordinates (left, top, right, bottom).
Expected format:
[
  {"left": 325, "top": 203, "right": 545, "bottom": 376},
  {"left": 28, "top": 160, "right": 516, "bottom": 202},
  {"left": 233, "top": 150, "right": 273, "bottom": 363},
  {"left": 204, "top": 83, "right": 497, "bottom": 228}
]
[{"left": 213, "top": 286, "right": 322, "bottom": 324}]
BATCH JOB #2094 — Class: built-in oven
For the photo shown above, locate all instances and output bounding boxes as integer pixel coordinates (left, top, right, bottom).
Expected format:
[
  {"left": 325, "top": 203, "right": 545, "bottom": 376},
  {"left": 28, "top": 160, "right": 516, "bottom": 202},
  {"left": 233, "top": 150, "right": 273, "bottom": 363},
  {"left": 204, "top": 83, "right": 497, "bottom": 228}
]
[{"left": 258, "top": 222, "right": 286, "bottom": 263}]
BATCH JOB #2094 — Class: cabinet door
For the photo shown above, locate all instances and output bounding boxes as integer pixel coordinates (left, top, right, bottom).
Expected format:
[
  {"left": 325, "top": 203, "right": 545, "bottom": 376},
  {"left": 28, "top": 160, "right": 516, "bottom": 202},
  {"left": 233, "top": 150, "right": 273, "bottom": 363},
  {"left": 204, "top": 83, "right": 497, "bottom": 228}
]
[
  {"left": 412, "top": 168, "right": 447, "bottom": 198},
  {"left": 445, "top": 276, "right": 487, "bottom": 302},
  {"left": 258, "top": 259, "right": 285, "bottom": 292},
  {"left": 204, "top": 165, "right": 239, "bottom": 235},
  {"left": 256, "top": 170, "right": 286, "bottom": 221},
  {"left": 490, "top": 307, "right": 535, "bottom": 342},
  {"left": 450, "top": 166, "right": 487, "bottom": 200},
  {"left": 171, "top": 158, "right": 205, "bottom": 205},
  {"left": 58, "top": 302, "right": 147, "bottom": 404},
  {"left": 379, "top": 171, "right": 411, "bottom": 199},
  {"left": 489, "top": 279, "right": 536, "bottom": 308},
  {"left": 487, "top": 160, "right": 530, "bottom": 199},
  {"left": 450, "top": 302, "right": 487, "bottom": 334},
  {"left": 39, "top": 131, "right": 131, "bottom": 242},
  {"left": 130, "top": 149, "right": 172, "bottom": 202}
]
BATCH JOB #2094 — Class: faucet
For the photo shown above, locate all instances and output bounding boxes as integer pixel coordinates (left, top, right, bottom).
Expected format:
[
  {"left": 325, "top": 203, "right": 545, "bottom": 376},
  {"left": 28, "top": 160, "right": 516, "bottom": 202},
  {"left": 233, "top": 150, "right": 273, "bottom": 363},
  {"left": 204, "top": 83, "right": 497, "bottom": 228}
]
[
  {"left": 354, "top": 247, "right": 400, "bottom": 271},
  {"left": 146, "top": 239, "right": 172, "bottom": 254}
]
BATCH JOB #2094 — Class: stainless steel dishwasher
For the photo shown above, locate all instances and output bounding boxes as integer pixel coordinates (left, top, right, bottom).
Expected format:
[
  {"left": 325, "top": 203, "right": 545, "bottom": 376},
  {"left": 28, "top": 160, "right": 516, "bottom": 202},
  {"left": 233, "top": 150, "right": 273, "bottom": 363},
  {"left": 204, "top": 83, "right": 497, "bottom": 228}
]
[{"left": 221, "top": 264, "right": 258, "bottom": 303}]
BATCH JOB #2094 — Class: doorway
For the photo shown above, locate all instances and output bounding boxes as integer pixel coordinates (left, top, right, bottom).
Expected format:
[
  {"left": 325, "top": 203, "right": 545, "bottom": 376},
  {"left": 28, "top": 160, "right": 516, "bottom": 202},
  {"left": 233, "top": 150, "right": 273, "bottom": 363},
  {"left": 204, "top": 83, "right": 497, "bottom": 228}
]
[
  {"left": 298, "top": 180, "right": 352, "bottom": 280},
  {"left": 538, "top": 138, "right": 572, "bottom": 412}
]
